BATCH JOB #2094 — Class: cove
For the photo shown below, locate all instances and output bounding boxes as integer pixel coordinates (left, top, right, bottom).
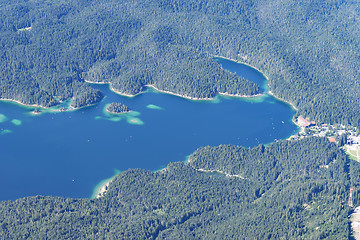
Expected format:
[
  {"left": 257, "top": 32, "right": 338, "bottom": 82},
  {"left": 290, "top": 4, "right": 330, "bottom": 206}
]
[
  {"left": 0, "top": 58, "right": 298, "bottom": 201},
  {"left": 214, "top": 57, "right": 269, "bottom": 92}
]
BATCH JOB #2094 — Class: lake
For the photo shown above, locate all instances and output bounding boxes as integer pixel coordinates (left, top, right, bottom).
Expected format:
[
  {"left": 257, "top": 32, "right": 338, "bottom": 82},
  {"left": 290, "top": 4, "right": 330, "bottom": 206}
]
[{"left": 0, "top": 58, "right": 298, "bottom": 200}]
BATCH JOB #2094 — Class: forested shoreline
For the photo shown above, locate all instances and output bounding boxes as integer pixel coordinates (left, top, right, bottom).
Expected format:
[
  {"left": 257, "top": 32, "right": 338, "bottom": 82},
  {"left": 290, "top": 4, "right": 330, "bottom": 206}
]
[
  {"left": 0, "top": 138, "right": 357, "bottom": 239},
  {"left": 1, "top": 0, "right": 360, "bottom": 126},
  {"left": 2, "top": 0, "right": 360, "bottom": 238}
]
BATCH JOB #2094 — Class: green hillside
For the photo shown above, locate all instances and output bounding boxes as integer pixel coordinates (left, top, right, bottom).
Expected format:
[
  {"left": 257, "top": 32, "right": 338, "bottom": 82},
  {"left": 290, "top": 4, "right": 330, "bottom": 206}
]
[
  {"left": 0, "top": 138, "right": 356, "bottom": 239},
  {"left": 1, "top": 0, "right": 359, "bottom": 126}
]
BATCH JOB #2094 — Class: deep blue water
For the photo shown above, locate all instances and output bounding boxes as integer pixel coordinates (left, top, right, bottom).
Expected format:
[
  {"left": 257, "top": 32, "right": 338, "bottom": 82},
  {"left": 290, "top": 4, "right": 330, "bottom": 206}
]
[
  {"left": 214, "top": 57, "right": 268, "bottom": 92},
  {"left": 0, "top": 58, "right": 298, "bottom": 200}
]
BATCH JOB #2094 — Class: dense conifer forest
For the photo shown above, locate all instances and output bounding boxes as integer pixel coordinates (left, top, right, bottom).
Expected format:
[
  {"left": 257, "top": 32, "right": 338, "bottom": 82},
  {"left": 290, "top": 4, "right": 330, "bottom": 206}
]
[
  {"left": 1, "top": 0, "right": 360, "bottom": 126},
  {"left": 1, "top": 0, "right": 360, "bottom": 238},
  {"left": 106, "top": 102, "right": 130, "bottom": 113},
  {"left": 0, "top": 138, "right": 357, "bottom": 239}
]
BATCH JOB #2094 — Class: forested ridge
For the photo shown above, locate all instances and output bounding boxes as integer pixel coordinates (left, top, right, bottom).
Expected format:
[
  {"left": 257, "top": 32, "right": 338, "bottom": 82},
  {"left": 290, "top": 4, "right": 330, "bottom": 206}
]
[
  {"left": 1, "top": 0, "right": 360, "bottom": 126},
  {"left": 0, "top": 138, "right": 358, "bottom": 239},
  {"left": 2, "top": 0, "right": 360, "bottom": 239}
]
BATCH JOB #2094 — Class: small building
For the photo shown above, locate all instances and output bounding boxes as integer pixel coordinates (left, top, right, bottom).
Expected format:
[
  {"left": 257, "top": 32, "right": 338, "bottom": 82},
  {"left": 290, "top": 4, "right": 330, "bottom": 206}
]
[
  {"left": 298, "top": 116, "right": 312, "bottom": 127},
  {"left": 328, "top": 137, "right": 336, "bottom": 143}
]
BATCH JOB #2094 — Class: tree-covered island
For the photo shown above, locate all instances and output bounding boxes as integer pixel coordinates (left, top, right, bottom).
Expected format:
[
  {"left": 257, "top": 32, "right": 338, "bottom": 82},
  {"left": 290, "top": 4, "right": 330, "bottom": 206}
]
[
  {"left": 2, "top": 0, "right": 360, "bottom": 127},
  {"left": 2, "top": 0, "right": 360, "bottom": 239},
  {"left": 105, "top": 102, "right": 131, "bottom": 114}
]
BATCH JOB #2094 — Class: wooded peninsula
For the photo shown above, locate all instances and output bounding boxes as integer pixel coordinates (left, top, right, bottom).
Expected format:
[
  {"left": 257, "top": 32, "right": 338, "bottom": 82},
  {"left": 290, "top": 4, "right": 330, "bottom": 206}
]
[{"left": 1, "top": 0, "right": 360, "bottom": 239}]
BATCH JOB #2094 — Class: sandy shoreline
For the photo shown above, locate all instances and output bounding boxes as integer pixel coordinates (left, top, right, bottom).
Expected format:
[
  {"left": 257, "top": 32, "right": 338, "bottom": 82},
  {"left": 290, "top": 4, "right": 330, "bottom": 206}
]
[
  {"left": 2, "top": 56, "right": 296, "bottom": 112},
  {"left": 145, "top": 84, "right": 214, "bottom": 100},
  {"left": 0, "top": 98, "right": 47, "bottom": 109},
  {"left": 3, "top": 60, "right": 301, "bottom": 201},
  {"left": 85, "top": 79, "right": 263, "bottom": 101},
  {"left": 0, "top": 93, "right": 101, "bottom": 113},
  {"left": 145, "top": 85, "right": 263, "bottom": 100},
  {"left": 3, "top": 60, "right": 274, "bottom": 111},
  {"left": 92, "top": 177, "right": 115, "bottom": 199}
]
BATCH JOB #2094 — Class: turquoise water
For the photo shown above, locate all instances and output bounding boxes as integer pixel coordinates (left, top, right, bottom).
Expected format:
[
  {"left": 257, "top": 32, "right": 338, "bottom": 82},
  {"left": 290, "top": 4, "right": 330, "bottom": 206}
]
[{"left": 0, "top": 59, "right": 298, "bottom": 200}]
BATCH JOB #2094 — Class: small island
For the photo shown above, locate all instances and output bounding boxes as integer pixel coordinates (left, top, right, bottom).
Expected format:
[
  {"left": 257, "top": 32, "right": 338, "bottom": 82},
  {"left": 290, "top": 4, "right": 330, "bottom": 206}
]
[
  {"left": 105, "top": 102, "right": 131, "bottom": 114},
  {"left": 31, "top": 108, "right": 42, "bottom": 115}
]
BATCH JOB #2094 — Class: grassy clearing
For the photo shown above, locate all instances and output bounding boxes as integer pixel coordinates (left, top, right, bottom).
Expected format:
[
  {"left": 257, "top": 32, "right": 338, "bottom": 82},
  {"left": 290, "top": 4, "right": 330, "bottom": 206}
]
[{"left": 344, "top": 145, "right": 360, "bottom": 162}]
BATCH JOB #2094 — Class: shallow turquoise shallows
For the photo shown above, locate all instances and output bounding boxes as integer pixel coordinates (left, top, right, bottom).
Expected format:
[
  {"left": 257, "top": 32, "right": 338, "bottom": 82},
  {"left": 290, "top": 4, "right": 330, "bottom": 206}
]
[{"left": 0, "top": 58, "right": 298, "bottom": 200}]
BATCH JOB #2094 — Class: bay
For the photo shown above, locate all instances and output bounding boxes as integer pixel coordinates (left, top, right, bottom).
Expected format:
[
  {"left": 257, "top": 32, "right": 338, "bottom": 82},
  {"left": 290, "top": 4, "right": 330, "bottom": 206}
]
[{"left": 0, "top": 58, "right": 298, "bottom": 200}]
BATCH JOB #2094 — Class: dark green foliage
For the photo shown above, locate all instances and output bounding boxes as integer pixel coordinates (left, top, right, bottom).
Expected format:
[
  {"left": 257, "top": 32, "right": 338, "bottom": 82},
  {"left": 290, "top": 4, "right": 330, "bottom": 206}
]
[
  {"left": 0, "top": 0, "right": 260, "bottom": 109},
  {"left": 106, "top": 102, "right": 130, "bottom": 114},
  {"left": 1, "top": 0, "right": 360, "bottom": 239},
  {"left": 70, "top": 82, "right": 104, "bottom": 108},
  {"left": 0, "top": 138, "right": 355, "bottom": 239},
  {"left": 4, "top": 0, "right": 360, "bottom": 126}
]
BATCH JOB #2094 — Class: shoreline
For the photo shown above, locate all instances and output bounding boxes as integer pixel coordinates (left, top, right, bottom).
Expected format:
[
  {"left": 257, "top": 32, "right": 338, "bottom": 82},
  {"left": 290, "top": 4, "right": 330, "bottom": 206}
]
[
  {"left": 1, "top": 57, "right": 293, "bottom": 112},
  {"left": 4, "top": 59, "right": 273, "bottom": 112},
  {"left": 145, "top": 85, "right": 264, "bottom": 100},
  {"left": 213, "top": 55, "right": 270, "bottom": 81},
  {"left": 84, "top": 79, "right": 141, "bottom": 98},
  {"left": 268, "top": 90, "right": 299, "bottom": 111},
  {"left": 1, "top": 94, "right": 103, "bottom": 114},
  {"left": 85, "top": 79, "right": 263, "bottom": 101},
  {"left": 92, "top": 179, "right": 112, "bottom": 198},
  {"left": 91, "top": 169, "right": 121, "bottom": 199},
  {"left": 145, "top": 84, "right": 213, "bottom": 100},
  {"left": 4, "top": 61, "right": 302, "bottom": 202},
  {"left": 0, "top": 98, "right": 48, "bottom": 109},
  {"left": 218, "top": 91, "right": 263, "bottom": 99}
]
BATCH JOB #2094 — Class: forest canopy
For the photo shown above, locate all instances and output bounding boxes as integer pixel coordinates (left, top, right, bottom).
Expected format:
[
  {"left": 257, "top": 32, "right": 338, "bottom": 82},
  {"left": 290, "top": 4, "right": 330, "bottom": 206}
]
[
  {"left": 0, "top": 0, "right": 359, "bottom": 126},
  {"left": 0, "top": 138, "right": 357, "bottom": 239},
  {"left": 1, "top": 0, "right": 360, "bottom": 239}
]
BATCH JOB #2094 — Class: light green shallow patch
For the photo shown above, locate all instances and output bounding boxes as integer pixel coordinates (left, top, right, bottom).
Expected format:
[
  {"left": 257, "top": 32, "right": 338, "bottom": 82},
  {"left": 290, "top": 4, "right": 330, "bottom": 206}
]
[
  {"left": 0, "top": 129, "right": 13, "bottom": 135},
  {"left": 219, "top": 93, "right": 268, "bottom": 103},
  {"left": 108, "top": 117, "right": 123, "bottom": 122},
  {"left": 126, "top": 111, "right": 141, "bottom": 117},
  {"left": 0, "top": 114, "right": 8, "bottom": 123},
  {"left": 126, "top": 117, "right": 144, "bottom": 125},
  {"left": 146, "top": 104, "right": 164, "bottom": 110},
  {"left": 190, "top": 96, "right": 221, "bottom": 104},
  {"left": 125, "top": 111, "right": 143, "bottom": 125},
  {"left": 11, "top": 119, "right": 22, "bottom": 126},
  {"left": 211, "top": 96, "right": 221, "bottom": 104},
  {"left": 240, "top": 94, "right": 268, "bottom": 103},
  {"left": 98, "top": 110, "right": 144, "bottom": 125}
]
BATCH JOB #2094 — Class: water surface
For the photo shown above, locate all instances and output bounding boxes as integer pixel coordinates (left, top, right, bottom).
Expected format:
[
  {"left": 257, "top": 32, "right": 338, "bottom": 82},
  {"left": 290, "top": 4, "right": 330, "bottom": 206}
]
[{"left": 0, "top": 58, "right": 298, "bottom": 200}]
